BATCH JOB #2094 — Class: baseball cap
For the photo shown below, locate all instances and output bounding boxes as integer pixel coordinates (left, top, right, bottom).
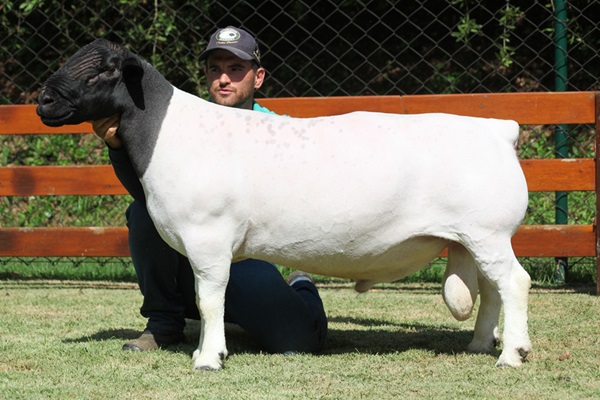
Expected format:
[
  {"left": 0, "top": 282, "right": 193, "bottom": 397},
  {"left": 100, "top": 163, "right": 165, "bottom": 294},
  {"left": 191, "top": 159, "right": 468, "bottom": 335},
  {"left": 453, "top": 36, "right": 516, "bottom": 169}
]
[{"left": 199, "top": 26, "right": 261, "bottom": 66}]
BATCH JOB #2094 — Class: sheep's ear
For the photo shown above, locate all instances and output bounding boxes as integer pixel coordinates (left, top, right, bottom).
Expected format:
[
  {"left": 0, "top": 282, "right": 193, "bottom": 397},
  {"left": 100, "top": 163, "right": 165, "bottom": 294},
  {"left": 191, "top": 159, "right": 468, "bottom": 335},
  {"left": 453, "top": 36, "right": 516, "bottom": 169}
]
[{"left": 122, "top": 57, "right": 144, "bottom": 83}]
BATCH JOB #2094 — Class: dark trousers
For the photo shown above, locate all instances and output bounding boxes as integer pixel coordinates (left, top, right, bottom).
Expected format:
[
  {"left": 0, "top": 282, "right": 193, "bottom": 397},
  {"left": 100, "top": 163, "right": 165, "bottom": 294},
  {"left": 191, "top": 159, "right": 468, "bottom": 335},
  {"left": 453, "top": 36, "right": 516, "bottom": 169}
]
[{"left": 126, "top": 200, "right": 327, "bottom": 354}]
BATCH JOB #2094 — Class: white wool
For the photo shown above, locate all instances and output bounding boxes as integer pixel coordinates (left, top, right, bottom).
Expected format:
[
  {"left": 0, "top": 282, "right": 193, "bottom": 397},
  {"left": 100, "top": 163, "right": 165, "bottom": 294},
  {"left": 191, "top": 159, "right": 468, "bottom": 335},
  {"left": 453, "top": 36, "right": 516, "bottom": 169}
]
[{"left": 139, "top": 88, "right": 531, "bottom": 370}]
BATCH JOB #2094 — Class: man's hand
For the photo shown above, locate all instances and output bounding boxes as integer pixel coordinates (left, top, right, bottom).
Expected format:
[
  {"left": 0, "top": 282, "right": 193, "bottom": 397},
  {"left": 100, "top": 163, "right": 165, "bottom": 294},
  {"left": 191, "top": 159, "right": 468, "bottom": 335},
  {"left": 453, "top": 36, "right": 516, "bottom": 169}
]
[{"left": 91, "top": 115, "right": 123, "bottom": 149}]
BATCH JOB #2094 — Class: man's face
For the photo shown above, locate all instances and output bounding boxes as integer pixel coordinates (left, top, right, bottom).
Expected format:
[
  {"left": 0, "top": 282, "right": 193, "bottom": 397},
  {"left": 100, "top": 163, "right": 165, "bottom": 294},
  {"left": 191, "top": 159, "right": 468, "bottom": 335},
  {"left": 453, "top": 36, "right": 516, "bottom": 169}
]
[{"left": 205, "top": 49, "right": 265, "bottom": 109}]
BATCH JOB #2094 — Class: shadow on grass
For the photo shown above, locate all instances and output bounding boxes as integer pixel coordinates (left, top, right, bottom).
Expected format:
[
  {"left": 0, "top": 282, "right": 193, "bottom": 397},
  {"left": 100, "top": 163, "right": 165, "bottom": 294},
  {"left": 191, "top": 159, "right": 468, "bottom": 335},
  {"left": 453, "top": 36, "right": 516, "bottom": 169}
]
[
  {"left": 63, "top": 328, "right": 142, "bottom": 344},
  {"left": 61, "top": 321, "right": 264, "bottom": 355},
  {"left": 62, "top": 317, "right": 482, "bottom": 359},
  {"left": 529, "top": 283, "right": 596, "bottom": 295},
  {"left": 325, "top": 316, "right": 477, "bottom": 357}
]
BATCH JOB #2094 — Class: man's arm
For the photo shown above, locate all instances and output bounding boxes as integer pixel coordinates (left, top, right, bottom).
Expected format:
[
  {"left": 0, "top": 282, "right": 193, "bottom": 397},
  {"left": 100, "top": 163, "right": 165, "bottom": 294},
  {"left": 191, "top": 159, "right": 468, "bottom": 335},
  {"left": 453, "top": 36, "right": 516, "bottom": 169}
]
[{"left": 92, "top": 116, "right": 146, "bottom": 202}]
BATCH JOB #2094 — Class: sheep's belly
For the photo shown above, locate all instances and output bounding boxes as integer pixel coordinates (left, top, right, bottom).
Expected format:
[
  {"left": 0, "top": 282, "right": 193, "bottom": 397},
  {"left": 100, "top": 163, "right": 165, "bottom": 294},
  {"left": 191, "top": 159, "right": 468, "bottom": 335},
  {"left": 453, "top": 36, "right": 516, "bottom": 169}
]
[{"left": 241, "top": 234, "right": 450, "bottom": 282}]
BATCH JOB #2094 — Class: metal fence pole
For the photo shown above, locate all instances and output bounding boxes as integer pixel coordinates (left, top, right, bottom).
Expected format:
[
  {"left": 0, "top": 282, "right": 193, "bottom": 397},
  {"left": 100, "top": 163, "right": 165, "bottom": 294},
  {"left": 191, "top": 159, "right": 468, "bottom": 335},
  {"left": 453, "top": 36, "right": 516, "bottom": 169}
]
[{"left": 554, "top": 0, "right": 569, "bottom": 284}]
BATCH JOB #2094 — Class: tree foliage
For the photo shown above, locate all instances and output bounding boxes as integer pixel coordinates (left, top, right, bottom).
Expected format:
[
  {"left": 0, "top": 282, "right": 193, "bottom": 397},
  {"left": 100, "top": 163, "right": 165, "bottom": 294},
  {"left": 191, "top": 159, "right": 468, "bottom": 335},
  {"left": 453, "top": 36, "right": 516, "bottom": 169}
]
[{"left": 1, "top": 0, "right": 598, "bottom": 104}]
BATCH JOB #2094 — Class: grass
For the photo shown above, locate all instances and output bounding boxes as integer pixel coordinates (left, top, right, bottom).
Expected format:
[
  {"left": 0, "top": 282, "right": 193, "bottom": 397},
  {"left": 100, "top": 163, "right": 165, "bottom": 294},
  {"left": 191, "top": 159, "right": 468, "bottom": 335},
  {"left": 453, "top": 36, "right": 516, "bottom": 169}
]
[
  {"left": 1, "top": 256, "right": 596, "bottom": 286},
  {"left": 0, "top": 280, "right": 598, "bottom": 399},
  {"left": 0, "top": 258, "right": 138, "bottom": 282}
]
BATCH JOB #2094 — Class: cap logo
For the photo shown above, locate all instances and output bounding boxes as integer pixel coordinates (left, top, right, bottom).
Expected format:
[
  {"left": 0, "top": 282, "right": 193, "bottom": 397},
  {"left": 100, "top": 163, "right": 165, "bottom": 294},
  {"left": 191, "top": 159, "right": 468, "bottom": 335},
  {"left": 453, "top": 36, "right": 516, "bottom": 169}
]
[{"left": 216, "top": 28, "right": 241, "bottom": 43}]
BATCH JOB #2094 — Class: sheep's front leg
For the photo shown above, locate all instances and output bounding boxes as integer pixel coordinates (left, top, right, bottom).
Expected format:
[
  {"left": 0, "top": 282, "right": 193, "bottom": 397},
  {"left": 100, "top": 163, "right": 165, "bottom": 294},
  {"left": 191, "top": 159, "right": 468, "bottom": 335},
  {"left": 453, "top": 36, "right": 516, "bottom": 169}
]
[{"left": 190, "top": 261, "right": 230, "bottom": 371}]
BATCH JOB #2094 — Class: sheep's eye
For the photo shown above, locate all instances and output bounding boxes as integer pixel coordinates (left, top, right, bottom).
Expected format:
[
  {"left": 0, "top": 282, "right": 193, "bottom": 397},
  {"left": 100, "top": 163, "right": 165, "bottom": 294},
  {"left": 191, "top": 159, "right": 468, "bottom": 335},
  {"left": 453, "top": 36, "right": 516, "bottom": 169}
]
[
  {"left": 86, "top": 74, "right": 99, "bottom": 85},
  {"left": 101, "top": 67, "right": 116, "bottom": 77},
  {"left": 86, "top": 67, "right": 116, "bottom": 85}
]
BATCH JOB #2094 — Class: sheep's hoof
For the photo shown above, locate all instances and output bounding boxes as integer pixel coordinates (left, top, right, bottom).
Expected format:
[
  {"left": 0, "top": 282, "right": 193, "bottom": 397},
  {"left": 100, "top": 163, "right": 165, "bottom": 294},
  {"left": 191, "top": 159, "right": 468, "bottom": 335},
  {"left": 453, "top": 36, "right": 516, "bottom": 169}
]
[
  {"left": 194, "top": 364, "right": 221, "bottom": 372},
  {"left": 192, "top": 351, "right": 226, "bottom": 371},
  {"left": 193, "top": 359, "right": 223, "bottom": 371},
  {"left": 496, "top": 358, "right": 522, "bottom": 368},
  {"left": 495, "top": 347, "right": 530, "bottom": 367}
]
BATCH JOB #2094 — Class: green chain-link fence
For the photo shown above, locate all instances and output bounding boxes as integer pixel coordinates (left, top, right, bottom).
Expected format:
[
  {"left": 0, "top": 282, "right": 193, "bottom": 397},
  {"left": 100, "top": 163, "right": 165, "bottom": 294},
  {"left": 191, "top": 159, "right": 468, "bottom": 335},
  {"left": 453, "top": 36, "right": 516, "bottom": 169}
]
[{"left": 1, "top": 0, "right": 598, "bottom": 283}]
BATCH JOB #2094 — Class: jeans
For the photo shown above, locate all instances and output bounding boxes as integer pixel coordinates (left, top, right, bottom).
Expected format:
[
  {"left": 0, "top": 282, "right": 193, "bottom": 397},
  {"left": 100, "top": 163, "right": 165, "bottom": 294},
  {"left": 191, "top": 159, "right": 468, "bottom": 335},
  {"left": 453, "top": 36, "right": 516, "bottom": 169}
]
[{"left": 126, "top": 200, "right": 328, "bottom": 354}]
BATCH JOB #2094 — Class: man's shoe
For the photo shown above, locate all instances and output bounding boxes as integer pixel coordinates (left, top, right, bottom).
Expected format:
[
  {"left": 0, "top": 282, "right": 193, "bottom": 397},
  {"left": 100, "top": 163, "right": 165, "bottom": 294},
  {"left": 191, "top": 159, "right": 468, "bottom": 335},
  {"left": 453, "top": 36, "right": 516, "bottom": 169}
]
[
  {"left": 122, "top": 330, "right": 186, "bottom": 351},
  {"left": 287, "top": 270, "right": 314, "bottom": 286}
]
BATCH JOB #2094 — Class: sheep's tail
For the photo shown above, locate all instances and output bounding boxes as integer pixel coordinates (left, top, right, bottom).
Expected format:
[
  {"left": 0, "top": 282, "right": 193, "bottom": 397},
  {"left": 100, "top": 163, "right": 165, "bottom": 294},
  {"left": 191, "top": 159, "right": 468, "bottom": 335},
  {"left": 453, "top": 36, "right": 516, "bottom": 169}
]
[{"left": 496, "top": 119, "right": 520, "bottom": 150}]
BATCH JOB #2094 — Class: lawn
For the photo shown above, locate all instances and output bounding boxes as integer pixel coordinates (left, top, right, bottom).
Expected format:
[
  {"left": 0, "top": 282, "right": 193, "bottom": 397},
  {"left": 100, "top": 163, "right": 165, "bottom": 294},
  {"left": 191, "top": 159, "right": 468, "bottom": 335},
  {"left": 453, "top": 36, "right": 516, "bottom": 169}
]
[{"left": 0, "top": 280, "right": 598, "bottom": 399}]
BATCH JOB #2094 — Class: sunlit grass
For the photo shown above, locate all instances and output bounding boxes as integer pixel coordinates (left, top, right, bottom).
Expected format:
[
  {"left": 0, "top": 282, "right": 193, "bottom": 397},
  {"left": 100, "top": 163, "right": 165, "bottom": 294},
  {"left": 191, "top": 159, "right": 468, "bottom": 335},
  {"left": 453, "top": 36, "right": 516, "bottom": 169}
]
[{"left": 0, "top": 280, "right": 598, "bottom": 399}]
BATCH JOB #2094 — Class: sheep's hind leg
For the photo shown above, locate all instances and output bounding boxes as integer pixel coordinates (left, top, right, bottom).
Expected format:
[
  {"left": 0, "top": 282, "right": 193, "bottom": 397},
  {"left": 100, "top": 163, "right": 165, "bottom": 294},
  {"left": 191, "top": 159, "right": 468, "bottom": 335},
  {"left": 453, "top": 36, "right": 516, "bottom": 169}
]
[
  {"left": 471, "top": 239, "right": 531, "bottom": 367},
  {"left": 467, "top": 269, "right": 501, "bottom": 354},
  {"left": 494, "top": 257, "right": 531, "bottom": 367}
]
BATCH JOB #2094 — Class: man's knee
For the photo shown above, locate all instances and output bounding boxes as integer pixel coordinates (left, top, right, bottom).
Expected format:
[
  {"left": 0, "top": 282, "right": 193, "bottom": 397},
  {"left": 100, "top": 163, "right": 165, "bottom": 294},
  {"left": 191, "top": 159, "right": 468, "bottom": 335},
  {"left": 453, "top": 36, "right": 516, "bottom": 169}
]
[{"left": 126, "top": 201, "right": 152, "bottom": 230}]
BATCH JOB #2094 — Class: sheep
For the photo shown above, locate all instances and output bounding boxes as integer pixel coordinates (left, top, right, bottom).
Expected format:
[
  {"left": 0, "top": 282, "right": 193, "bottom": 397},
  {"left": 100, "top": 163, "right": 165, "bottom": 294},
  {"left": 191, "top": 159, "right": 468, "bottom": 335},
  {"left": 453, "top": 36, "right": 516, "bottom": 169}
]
[{"left": 37, "top": 38, "right": 532, "bottom": 371}]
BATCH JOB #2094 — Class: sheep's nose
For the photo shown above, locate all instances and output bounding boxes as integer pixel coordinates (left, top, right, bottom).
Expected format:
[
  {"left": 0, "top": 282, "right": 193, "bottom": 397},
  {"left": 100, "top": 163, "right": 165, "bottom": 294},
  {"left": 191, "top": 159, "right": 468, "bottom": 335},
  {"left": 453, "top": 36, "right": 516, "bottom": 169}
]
[{"left": 38, "top": 89, "right": 54, "bottom": 106}]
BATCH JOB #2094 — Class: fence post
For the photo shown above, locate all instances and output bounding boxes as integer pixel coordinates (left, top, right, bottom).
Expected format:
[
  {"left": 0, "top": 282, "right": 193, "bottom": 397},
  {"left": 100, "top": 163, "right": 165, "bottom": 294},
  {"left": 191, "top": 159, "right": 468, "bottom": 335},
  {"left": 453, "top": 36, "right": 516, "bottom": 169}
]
[
  {"left": 554, "top": 0, "right": 569, "bottom": 285},
  {"left": 596, "top": 93, "right": 600, "bottom": 296}
]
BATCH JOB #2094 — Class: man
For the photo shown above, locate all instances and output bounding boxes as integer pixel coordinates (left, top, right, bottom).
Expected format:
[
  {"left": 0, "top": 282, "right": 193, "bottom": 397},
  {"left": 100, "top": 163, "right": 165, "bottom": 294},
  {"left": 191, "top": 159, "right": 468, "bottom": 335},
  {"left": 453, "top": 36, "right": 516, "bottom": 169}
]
[{"left": 92, "top": 27, "right": 327, "bottom": 354}]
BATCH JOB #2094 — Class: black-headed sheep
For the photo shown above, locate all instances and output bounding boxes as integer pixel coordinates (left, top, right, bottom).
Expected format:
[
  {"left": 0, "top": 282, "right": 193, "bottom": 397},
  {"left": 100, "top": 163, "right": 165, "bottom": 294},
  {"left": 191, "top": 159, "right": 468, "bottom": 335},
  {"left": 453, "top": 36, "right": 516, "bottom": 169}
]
[{"left": 37, "top": 39, "right": 531, "bottom": 370}]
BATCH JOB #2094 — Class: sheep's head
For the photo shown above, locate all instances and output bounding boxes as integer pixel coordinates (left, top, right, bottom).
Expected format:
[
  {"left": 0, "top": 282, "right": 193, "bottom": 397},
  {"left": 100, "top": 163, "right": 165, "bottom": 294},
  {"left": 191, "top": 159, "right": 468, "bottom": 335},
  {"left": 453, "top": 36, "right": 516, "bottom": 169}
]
[{"left": 37, "top": 38, "right": 144, "bottom": 127}]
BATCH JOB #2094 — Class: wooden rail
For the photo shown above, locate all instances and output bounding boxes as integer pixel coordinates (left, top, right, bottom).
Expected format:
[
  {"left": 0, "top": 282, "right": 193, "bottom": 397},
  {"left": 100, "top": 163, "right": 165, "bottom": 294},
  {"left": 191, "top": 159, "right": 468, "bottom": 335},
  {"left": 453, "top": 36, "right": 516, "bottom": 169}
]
[
  {"left": 0, "top": 159, "right": 593, "bottom": 196},
  {"left": 1, "top": 92, "right": 599, "bottom": 293}
]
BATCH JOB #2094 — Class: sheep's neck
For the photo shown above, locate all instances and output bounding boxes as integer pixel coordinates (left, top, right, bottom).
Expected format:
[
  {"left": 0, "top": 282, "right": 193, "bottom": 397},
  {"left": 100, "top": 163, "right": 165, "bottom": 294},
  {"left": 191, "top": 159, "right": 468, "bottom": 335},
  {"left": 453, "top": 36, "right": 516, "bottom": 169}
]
[{"left": 118, "top": 62, "right": 174, "bottom": 178}]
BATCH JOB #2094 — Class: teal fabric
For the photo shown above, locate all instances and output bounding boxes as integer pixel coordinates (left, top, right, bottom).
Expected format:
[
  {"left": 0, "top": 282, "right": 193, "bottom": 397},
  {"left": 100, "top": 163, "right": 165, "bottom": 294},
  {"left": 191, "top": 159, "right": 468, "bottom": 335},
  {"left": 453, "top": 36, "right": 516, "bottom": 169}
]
[
  {"left": 254, "top": 100, "right": 289, "bottom": 117},
  {"left": 253, "top": 100, "right": 278, "bottom": 115}
]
